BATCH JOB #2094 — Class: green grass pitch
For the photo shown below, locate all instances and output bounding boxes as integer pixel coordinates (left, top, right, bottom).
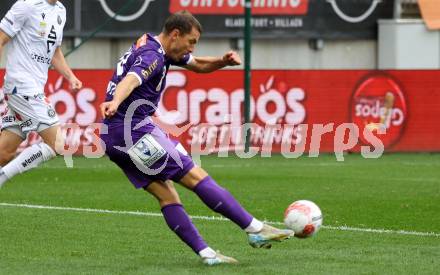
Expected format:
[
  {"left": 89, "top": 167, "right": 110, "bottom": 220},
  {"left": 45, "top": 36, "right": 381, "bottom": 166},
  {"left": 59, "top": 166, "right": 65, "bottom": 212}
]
[{"left": 0, "top": 154, "right": 439, "bottom": 274}]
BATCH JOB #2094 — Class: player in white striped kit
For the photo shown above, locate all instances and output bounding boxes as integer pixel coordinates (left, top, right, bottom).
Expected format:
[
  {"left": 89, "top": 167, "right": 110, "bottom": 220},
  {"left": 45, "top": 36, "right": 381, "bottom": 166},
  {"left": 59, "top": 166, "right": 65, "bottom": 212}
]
[{"left": 0, "top": 0, "right": 82, "bottom": 187}]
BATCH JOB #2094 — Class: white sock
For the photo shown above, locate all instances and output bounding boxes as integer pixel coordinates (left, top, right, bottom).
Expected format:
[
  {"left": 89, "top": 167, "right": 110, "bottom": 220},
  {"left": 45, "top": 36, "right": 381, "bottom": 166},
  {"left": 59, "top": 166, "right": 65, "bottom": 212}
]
[
  {"left": 1, "top": 143, "right": 56, "bottom": 184},
  {"left": 245, "top": 218, "right": 264, "bottom": 233},
  {"left": 198, "top": 247, "right": 216, "bottom": 258}
]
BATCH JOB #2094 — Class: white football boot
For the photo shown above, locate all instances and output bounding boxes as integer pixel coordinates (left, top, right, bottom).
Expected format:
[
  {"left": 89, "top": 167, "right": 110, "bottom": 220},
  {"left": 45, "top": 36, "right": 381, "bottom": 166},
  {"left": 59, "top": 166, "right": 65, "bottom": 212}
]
[
  {"left": 202, "top": 251, "right": 239, "bottom": 266},
  {"left": 247, "top": 224, "right": 294, "bottom": 249}
]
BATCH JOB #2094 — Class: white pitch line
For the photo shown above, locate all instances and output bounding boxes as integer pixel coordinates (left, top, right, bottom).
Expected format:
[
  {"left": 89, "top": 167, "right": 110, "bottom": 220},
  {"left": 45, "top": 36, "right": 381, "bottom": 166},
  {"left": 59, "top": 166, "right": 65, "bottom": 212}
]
[{"left": 0, "top": 202, "right": 439, "bottom": 238}]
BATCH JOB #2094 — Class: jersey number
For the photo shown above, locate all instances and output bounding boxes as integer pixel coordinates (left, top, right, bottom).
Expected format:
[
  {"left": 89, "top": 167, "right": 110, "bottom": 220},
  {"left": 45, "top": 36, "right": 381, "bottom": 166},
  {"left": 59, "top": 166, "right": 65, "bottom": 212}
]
[
  {"left": 47, "top": 25, "right": 57, "bottom": 54},
  {"left": 117, "top": 51, "right": 132, "bottom": 76}
]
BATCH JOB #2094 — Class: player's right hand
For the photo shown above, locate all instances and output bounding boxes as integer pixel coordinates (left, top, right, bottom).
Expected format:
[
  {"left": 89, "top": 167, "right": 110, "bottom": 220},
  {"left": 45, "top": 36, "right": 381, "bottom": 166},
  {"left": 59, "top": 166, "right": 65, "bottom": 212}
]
[
  {"left": 69, "top": 76, "right": 83, "bottom": 92},
  {"left": 100, "top": 101, "right": 119, "bottom": 118},
  {"left": 222, "top": 51, "right": 241, "bottom": 66}
]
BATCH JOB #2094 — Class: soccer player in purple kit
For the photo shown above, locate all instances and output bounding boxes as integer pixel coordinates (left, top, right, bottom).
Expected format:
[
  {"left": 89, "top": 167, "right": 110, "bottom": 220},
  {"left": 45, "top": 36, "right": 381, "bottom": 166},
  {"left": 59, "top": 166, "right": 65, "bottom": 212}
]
[{"left": 100, "top": 11, "right": 294, "bottom": 265}]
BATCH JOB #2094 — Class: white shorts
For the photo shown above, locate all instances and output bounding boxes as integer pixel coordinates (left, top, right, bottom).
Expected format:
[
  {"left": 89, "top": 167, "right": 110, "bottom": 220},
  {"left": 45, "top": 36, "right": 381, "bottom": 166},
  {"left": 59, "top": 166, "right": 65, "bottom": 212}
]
[{"left": 1, "top": 93, "right": 59, "bottom": 139}]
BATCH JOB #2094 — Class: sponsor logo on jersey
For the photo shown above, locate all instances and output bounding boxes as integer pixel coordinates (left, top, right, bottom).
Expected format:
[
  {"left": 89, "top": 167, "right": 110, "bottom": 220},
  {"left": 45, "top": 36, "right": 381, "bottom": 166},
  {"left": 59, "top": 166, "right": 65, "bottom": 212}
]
[
  {"left": 141, "top": 59, "right": 159, "bottom": 79},
  {"left": 2, "top": 115, "right": 15, "bottom": 124},
  {"left": 21, "top": 151, "right": 43, "bottom": 168},
  {"left": 47, "top": 108, "right": 56, "bottom": 118},
  {"left": 20, "top": 119, "right": 33, "bottom": 129},
  {"left": 41, "top": 13, "right": 46, "bottom": 20},
  {"left": 31, "top": 53, "right": 51, "bottom": 64},
  {"left": 39, "top": 21, "right": 47, "bottom": 37},
  {"left": 350, "top": 74, "right": 407, "bottom": 148},
  {"left": 57, "top": 15, "right": 62, "bottom": 25}
]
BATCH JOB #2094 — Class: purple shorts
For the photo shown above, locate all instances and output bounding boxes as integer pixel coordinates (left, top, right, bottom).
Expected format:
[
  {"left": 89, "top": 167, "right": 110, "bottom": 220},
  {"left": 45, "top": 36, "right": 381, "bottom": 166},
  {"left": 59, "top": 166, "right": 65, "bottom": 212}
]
[{"left": 101, "top": 123, "right": 194, "bottom": 189}]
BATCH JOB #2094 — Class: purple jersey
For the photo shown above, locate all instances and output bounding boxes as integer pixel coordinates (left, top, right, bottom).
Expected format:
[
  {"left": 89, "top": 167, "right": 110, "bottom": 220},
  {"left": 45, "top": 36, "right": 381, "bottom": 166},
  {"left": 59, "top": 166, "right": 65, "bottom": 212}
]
[{"left": 104, "top": 33, "right": 192, "bottom": 125}]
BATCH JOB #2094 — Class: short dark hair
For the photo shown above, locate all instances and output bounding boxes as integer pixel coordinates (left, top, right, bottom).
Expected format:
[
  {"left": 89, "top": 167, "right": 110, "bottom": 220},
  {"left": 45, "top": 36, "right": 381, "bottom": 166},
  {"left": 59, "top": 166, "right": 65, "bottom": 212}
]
[{"left": 163, "top": 10, "right": 202, "bottom": 35}]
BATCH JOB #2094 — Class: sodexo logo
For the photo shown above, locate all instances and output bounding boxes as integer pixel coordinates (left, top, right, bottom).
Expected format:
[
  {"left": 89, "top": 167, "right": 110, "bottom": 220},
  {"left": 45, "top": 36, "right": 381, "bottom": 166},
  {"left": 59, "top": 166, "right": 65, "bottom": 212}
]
[
  {"left": 326, "top": 0, "right": 382, "bottom": 23},
  {"left": 350, "top": 74, "right": 407, "bottom": 149},
  {"left": 99, "top": 0, "right": 156, "bottom": 22}
]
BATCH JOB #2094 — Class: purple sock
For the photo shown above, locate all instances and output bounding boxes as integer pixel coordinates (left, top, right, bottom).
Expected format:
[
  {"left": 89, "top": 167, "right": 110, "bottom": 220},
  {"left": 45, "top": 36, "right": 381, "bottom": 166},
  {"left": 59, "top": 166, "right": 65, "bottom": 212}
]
[
  {"left": 193, "top": 176, "right": 253, "bottom": 229},
  {"left": 161, "top": 203, "right": 208, "bottom": 254}
]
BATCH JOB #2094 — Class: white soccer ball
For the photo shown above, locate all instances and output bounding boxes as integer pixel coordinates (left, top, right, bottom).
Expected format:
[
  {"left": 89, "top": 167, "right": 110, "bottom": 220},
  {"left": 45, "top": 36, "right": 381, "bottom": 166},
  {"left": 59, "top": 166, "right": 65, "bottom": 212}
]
[{"left": 284, "top": 200, "right": 323, "bottom": 238}]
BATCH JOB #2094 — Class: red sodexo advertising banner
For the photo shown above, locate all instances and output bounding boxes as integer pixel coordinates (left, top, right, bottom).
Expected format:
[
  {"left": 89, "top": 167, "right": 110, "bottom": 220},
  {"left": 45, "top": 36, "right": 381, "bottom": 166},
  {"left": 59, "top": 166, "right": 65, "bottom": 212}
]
[
  {"left": 1, "top": 69, "right": 439, "bottom": 155},
  {"left": 169, "top": 0, "right": 309, "bottom": 15}
]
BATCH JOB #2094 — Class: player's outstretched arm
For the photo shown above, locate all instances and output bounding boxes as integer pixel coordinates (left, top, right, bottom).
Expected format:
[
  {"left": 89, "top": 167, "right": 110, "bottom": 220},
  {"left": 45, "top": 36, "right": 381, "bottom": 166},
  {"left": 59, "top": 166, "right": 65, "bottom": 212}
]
[
  {"left": 100, "top": 74, "right": 140, "bottom": 118},
  {"left": 0, "top": 30, "right": 11, "bottom": 67},
  {"left": 51, "top": 47, "right": 83, "bottom": 92},
  {"left": 184, "top": 50, "right": 241, "bottom": 73}
]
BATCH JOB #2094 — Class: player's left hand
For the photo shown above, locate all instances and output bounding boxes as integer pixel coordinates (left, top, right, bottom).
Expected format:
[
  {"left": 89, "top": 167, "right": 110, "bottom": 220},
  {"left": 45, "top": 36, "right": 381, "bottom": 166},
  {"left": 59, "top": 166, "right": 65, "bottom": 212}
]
[
  {"left": 69, "top": 76, "right": 83, "bottom": 92},
  {"left": 222, "top": 51, "right": 241, "bottom": 66}
]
